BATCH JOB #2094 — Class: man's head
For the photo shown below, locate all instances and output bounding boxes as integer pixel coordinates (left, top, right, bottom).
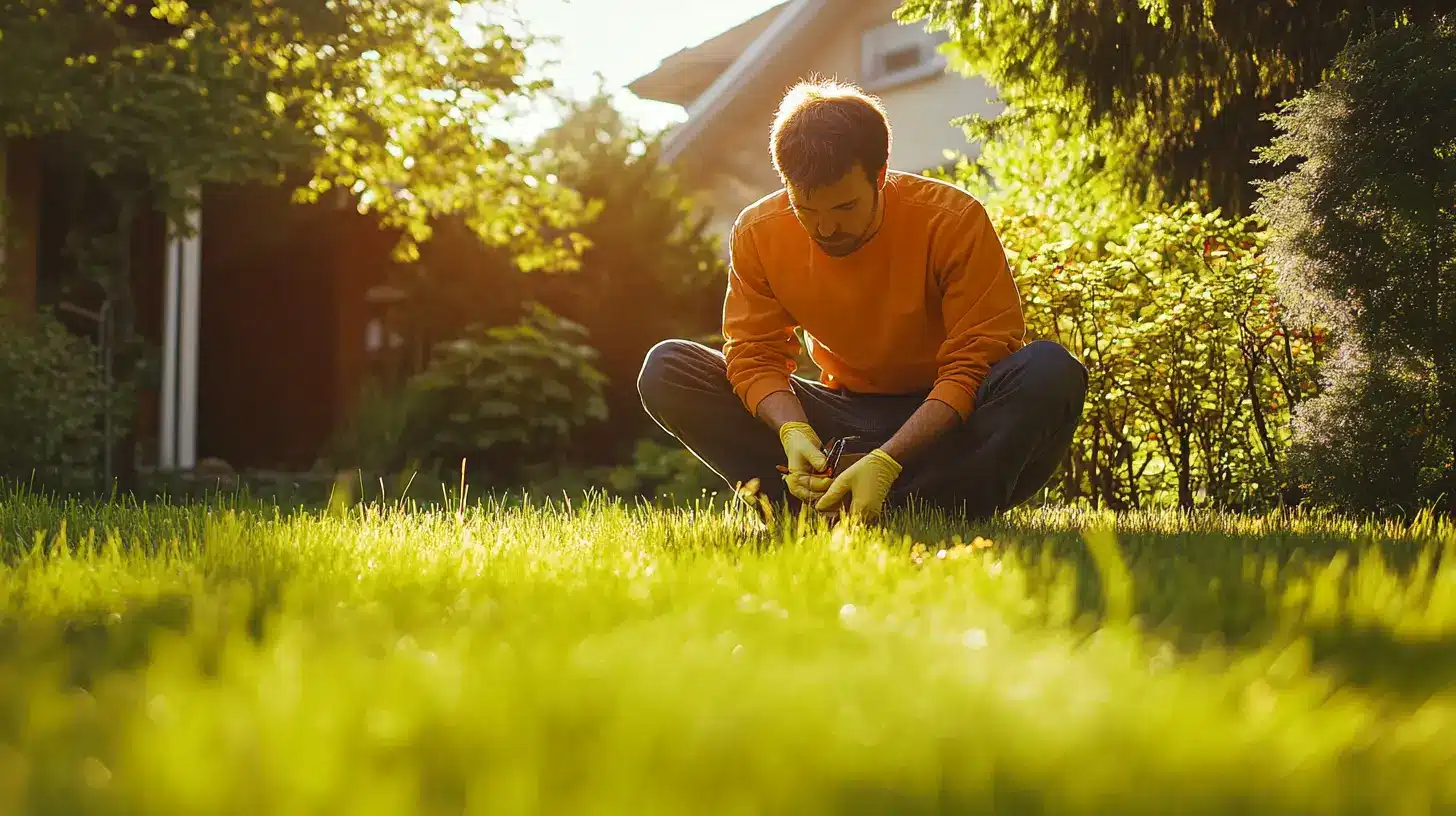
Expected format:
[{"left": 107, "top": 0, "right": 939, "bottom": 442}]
[{"left": 770, "top": 79, "right": 891, "bottom": 257}]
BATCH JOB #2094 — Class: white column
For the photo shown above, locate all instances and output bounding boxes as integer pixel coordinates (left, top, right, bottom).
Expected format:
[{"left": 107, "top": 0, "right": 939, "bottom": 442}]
[
  {"left": 178, "top": 200, "right": 202, "bottom": 469},
  {"left": 159, "top": 220, "right": 181, "bottom": 470},
  {"left": 158, "top": 187, "right": 202, "bottom": 471}
]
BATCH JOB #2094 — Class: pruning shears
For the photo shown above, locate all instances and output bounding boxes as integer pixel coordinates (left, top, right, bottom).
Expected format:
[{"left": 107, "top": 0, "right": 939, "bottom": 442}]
[
  {"left": 738, "top": 436, "right": 862, "bottom": 527},
  {"left": 776, "top": 436, "right": 851, "bottom": 478}
]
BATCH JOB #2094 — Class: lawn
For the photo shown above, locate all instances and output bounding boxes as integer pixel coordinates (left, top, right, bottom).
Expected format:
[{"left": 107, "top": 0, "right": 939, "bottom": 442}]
[{"left": 1, "top": 488, "right": 1455, "bottom": 814}]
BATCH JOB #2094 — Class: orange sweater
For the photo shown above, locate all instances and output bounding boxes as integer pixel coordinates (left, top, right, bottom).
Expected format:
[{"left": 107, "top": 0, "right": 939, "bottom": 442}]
[{"left": 722, "top": 171, "right": 1025, "bottom": 420}]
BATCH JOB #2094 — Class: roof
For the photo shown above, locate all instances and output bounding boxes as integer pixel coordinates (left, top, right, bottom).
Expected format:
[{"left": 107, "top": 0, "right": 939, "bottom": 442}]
[
  {"left": 629, "top": 0, "right": 838, "bottom": 166},
  {"left": 626, "top": 2, "right": 791, "bottom": 108}
]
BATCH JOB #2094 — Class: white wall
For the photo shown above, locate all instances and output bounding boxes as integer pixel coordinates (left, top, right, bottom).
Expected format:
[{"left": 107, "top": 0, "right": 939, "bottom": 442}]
[{"left": 803, "top": 0, "right": 1001, "bottom": 175}]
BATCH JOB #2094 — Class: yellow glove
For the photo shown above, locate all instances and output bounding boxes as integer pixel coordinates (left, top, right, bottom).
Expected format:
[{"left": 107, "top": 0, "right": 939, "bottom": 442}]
[
  {"left": 815, "top": 448, "right": 902, "bottom": 520},
  {"left": 778, "top": 421, "right": 832, "bottom": 503}
]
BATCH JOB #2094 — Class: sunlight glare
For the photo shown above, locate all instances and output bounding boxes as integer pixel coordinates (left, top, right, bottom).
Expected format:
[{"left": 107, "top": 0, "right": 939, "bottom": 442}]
[{"left": 456, "top": 0, "right": 787, "bottom": 142}]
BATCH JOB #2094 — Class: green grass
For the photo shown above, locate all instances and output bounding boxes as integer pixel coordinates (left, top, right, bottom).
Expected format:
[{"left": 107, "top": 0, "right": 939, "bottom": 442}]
[{"left": 2, "top": 488, "right": 1456, "bottom": 813}]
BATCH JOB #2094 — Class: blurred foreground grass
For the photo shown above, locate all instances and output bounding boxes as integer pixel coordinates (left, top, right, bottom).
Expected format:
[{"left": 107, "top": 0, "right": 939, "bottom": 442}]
[{"left": 2, "top": 488, "right": 1455, "bottom": 813}]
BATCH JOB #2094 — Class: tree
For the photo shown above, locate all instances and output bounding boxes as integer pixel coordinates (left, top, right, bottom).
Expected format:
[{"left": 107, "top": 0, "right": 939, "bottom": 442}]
[
  {"left": 527, "top": 94, "right": 725, "bottom": 459},
  {"left": 896, "top": 0, "right": 1453, "bottom": 213},
  {"left": 1, "top": 0, "right": 587, "bottom": 265},
  {"left": 0, "top": 0, "right": 588, "bottom": 487},
  {"left": 1253, "top": 13, "right": 1456, "bottom": 515},
  {"left": 390, "top": 93, "right": 726, "bottom": 465},
  {"left": 936, "top": 110, "right": 1150, "bottom": 245}
]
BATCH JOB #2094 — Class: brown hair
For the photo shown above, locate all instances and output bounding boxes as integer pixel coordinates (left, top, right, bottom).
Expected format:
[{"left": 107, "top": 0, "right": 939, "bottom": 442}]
[{"left": 770, "top": 78, "right": 892, "bottom": 191}]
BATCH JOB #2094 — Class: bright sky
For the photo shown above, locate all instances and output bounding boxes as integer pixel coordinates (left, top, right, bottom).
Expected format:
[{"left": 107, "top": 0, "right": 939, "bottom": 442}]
[{"left": 466, "top": 0, "right": 787, "bottom": 141}]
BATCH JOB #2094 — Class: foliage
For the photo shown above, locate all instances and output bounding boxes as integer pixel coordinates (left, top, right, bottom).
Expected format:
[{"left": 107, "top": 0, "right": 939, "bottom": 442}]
[
  {"left": 533, "top": 94, "right": 725, "bottom": 306},
  {"left": 1008, "top": 204, "right": 1324, "bottom": 510},
  {"left": 0, "top": 305, "right": 127, "bottom": 493},
  {"left": 896, "top": 0, "right": 1453, "bottom": 213},
  {"left": 489, "top": 437, "right": 723, "bottom": 507},
  {"left": 1286, "top": 346, "right": 1449, "bottom": 517},
  {"left": 405, "top": 302, "right": 608, "bottom": 482},
  {"left": 1253, "top": 13, "right": 1456, "bottom": 516},
  {"left": 939, "top": 125, "right": 1325, "bottom": 510},
  {"left": 598, "top": 437, "right": 724, "bottom": 504},
  {"left": 0, "top": 0, "right": 587, "bottom": 267},
  {"left": 396, "top": 93, "right": 726, "bottom": 464},
  {"left": 528, "top": 94, "right": 726, "bottom": 455},
  {"left": 934, "top": 109, "right": 1152, "bottom": 242},
  {"left": 0, "top": 0, "right": 591, "bottom": 488},
  {"left": 321, "top": 378, "right": 426, "bottom": 477},
  {"left": 8, "top": 494, "right": 1456, "bottom": 810},
  {"left": 517, "top": 436, "right": 724, "bottom": 506}
]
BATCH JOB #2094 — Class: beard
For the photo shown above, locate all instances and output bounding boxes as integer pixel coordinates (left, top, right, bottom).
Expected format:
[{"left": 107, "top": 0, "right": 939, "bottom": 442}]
[
  {"left": 815, "top": 234, "right": 864, "bottom": 257},
  {"left": 812, "top": 187, "right": 881, "bottom": 258}
]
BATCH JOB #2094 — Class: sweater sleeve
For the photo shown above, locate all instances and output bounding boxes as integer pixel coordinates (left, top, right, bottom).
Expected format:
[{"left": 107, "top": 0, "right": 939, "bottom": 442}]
[
  {"left": 721, "top": 221, "right": 801, "bottom": 415},
  {"left": 926, "top": 200, "right": 1026, "bottom": 420}
]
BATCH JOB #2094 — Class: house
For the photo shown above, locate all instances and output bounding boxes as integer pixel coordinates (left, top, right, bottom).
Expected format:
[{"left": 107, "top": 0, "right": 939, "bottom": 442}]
[
  {"left": 628, "top": 0, "right": 1004, "bottom": 240},
  {"left": 1, "top": 136, "right": 415, "bottom": 474}
]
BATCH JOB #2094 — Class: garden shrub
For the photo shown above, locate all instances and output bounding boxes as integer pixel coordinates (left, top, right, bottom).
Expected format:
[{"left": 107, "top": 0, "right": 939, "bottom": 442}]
[
  {"left": 1254, "top": 12, "right": 1456, "bottom": 515},
  {"left": 322, "top": 378, "right": 425, "bottom": 476},
  {"left": 0, "top": 304, "right": 119, "bottom": 493},
  {"left": 1285, "top": 344, "right": 1449, "bottom": 516},
  {"left": 526, "top": 97, "right": 725, "bottom": 461},
  {"left": 601, "top": 437, "right": 723, "bottom": 504},
  {"left": 397, "top": 96, "right": 725, "bottom": 469},
  {"left": 404, "top": 302, "right": 608, "bottom": 483},
  {"left": 938, "top": 119, "right": 1325, "bottom": 511},
  {"left": 1006, "top": 204, "right": 1324, "bottom": 511}
]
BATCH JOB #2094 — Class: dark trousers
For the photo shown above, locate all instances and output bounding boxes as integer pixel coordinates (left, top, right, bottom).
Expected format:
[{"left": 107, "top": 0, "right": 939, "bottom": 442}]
[{"left": 636, "top": 339, "right": 1088, "bottom": 519}]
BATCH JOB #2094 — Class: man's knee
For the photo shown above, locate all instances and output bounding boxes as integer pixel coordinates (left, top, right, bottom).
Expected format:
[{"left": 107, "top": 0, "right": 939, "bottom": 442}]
[
  {"left": 637, "top": 339, "right": 707, "bottom": 414},
  {"left": 1018, "top": 340, "right": 1088, "bottom": 408}
]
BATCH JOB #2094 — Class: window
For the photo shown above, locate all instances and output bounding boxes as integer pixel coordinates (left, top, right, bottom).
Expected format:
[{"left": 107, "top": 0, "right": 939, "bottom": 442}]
[{"left": 861, "top": 21, "right": 949, "bottom": 91}]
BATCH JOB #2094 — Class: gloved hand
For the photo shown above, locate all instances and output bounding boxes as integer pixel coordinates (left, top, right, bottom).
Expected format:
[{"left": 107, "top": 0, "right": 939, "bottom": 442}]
[
  {"left": 815, "top": 448, "right": 902, "bottom": 520},
  {"left": 778, "top": 421, "right": 832, "bottom": 503}
]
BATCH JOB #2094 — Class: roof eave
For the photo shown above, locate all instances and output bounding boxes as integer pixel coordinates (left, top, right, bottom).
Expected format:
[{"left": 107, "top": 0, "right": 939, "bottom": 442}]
[
  {"left": 626, "top": 1, "right": 791, "bottom": 105},
  {"left": 659, "top": 0, "right": 832, "bottom": 166}
]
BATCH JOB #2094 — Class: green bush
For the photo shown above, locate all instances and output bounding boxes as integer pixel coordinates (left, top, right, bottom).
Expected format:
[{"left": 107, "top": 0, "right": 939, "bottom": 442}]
[
  {"left": 405, "top": 302, "right": 608, "bottom": 483},
  {"left": 397, "top": 96, "right": 726, "bottom": 467},
  {"left": 514, "top": 438, "right": 724, "bottom": 507},
  {"left": 1010, "top": 204, "right": 1324, "bottom": 511},
  {"left": 1254, "top": 13, "right": 1456, "bottom": 516},
  {"left": 601, "top": 438, "right": 724, "bottom": 504},
  {"left": 0, "top": 305, "right": 119, "bottom": 492},
  {"left": 322, "top": 378, "right": 425, "bottom": 476},
  {"left": 938, "top": 122, "right": 1326, "bottom": 511},
  {"left": 526, "top": 96, "right": 726, "bottom": 460},
  {"left": 1286, "top": 345, "right": 1449, "bottom": 516}
]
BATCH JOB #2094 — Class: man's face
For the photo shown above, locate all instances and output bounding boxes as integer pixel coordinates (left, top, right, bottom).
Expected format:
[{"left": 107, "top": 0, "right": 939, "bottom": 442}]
[{"left": 786, "top": 164, "right": 885, "bottom": 258}]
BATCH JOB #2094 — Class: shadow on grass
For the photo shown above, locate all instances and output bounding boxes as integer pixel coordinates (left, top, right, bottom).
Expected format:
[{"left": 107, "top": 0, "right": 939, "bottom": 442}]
[
  {"left": 884, "top": 507, "right": 1456, "bottom": 699},
  {"left": 1044, "top": 535, "right": 1453, "bottom": 698},
  {"left": 0, "top": 585, "right": 285, "bottom": 693},
  {"left": 1304, "top": 625, "right": 1456, "bottom": 698}
]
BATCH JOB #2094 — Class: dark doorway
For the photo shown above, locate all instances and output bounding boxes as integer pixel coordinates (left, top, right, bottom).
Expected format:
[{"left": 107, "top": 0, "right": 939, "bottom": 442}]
[{"left": 196, "top": 183, "right": 340, "bottom": 471}]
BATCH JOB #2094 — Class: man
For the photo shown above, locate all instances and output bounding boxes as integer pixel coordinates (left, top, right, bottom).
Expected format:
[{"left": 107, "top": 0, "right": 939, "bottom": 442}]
[{"left": 637, "top": 79, "right": 1087, "bottom": 522}]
